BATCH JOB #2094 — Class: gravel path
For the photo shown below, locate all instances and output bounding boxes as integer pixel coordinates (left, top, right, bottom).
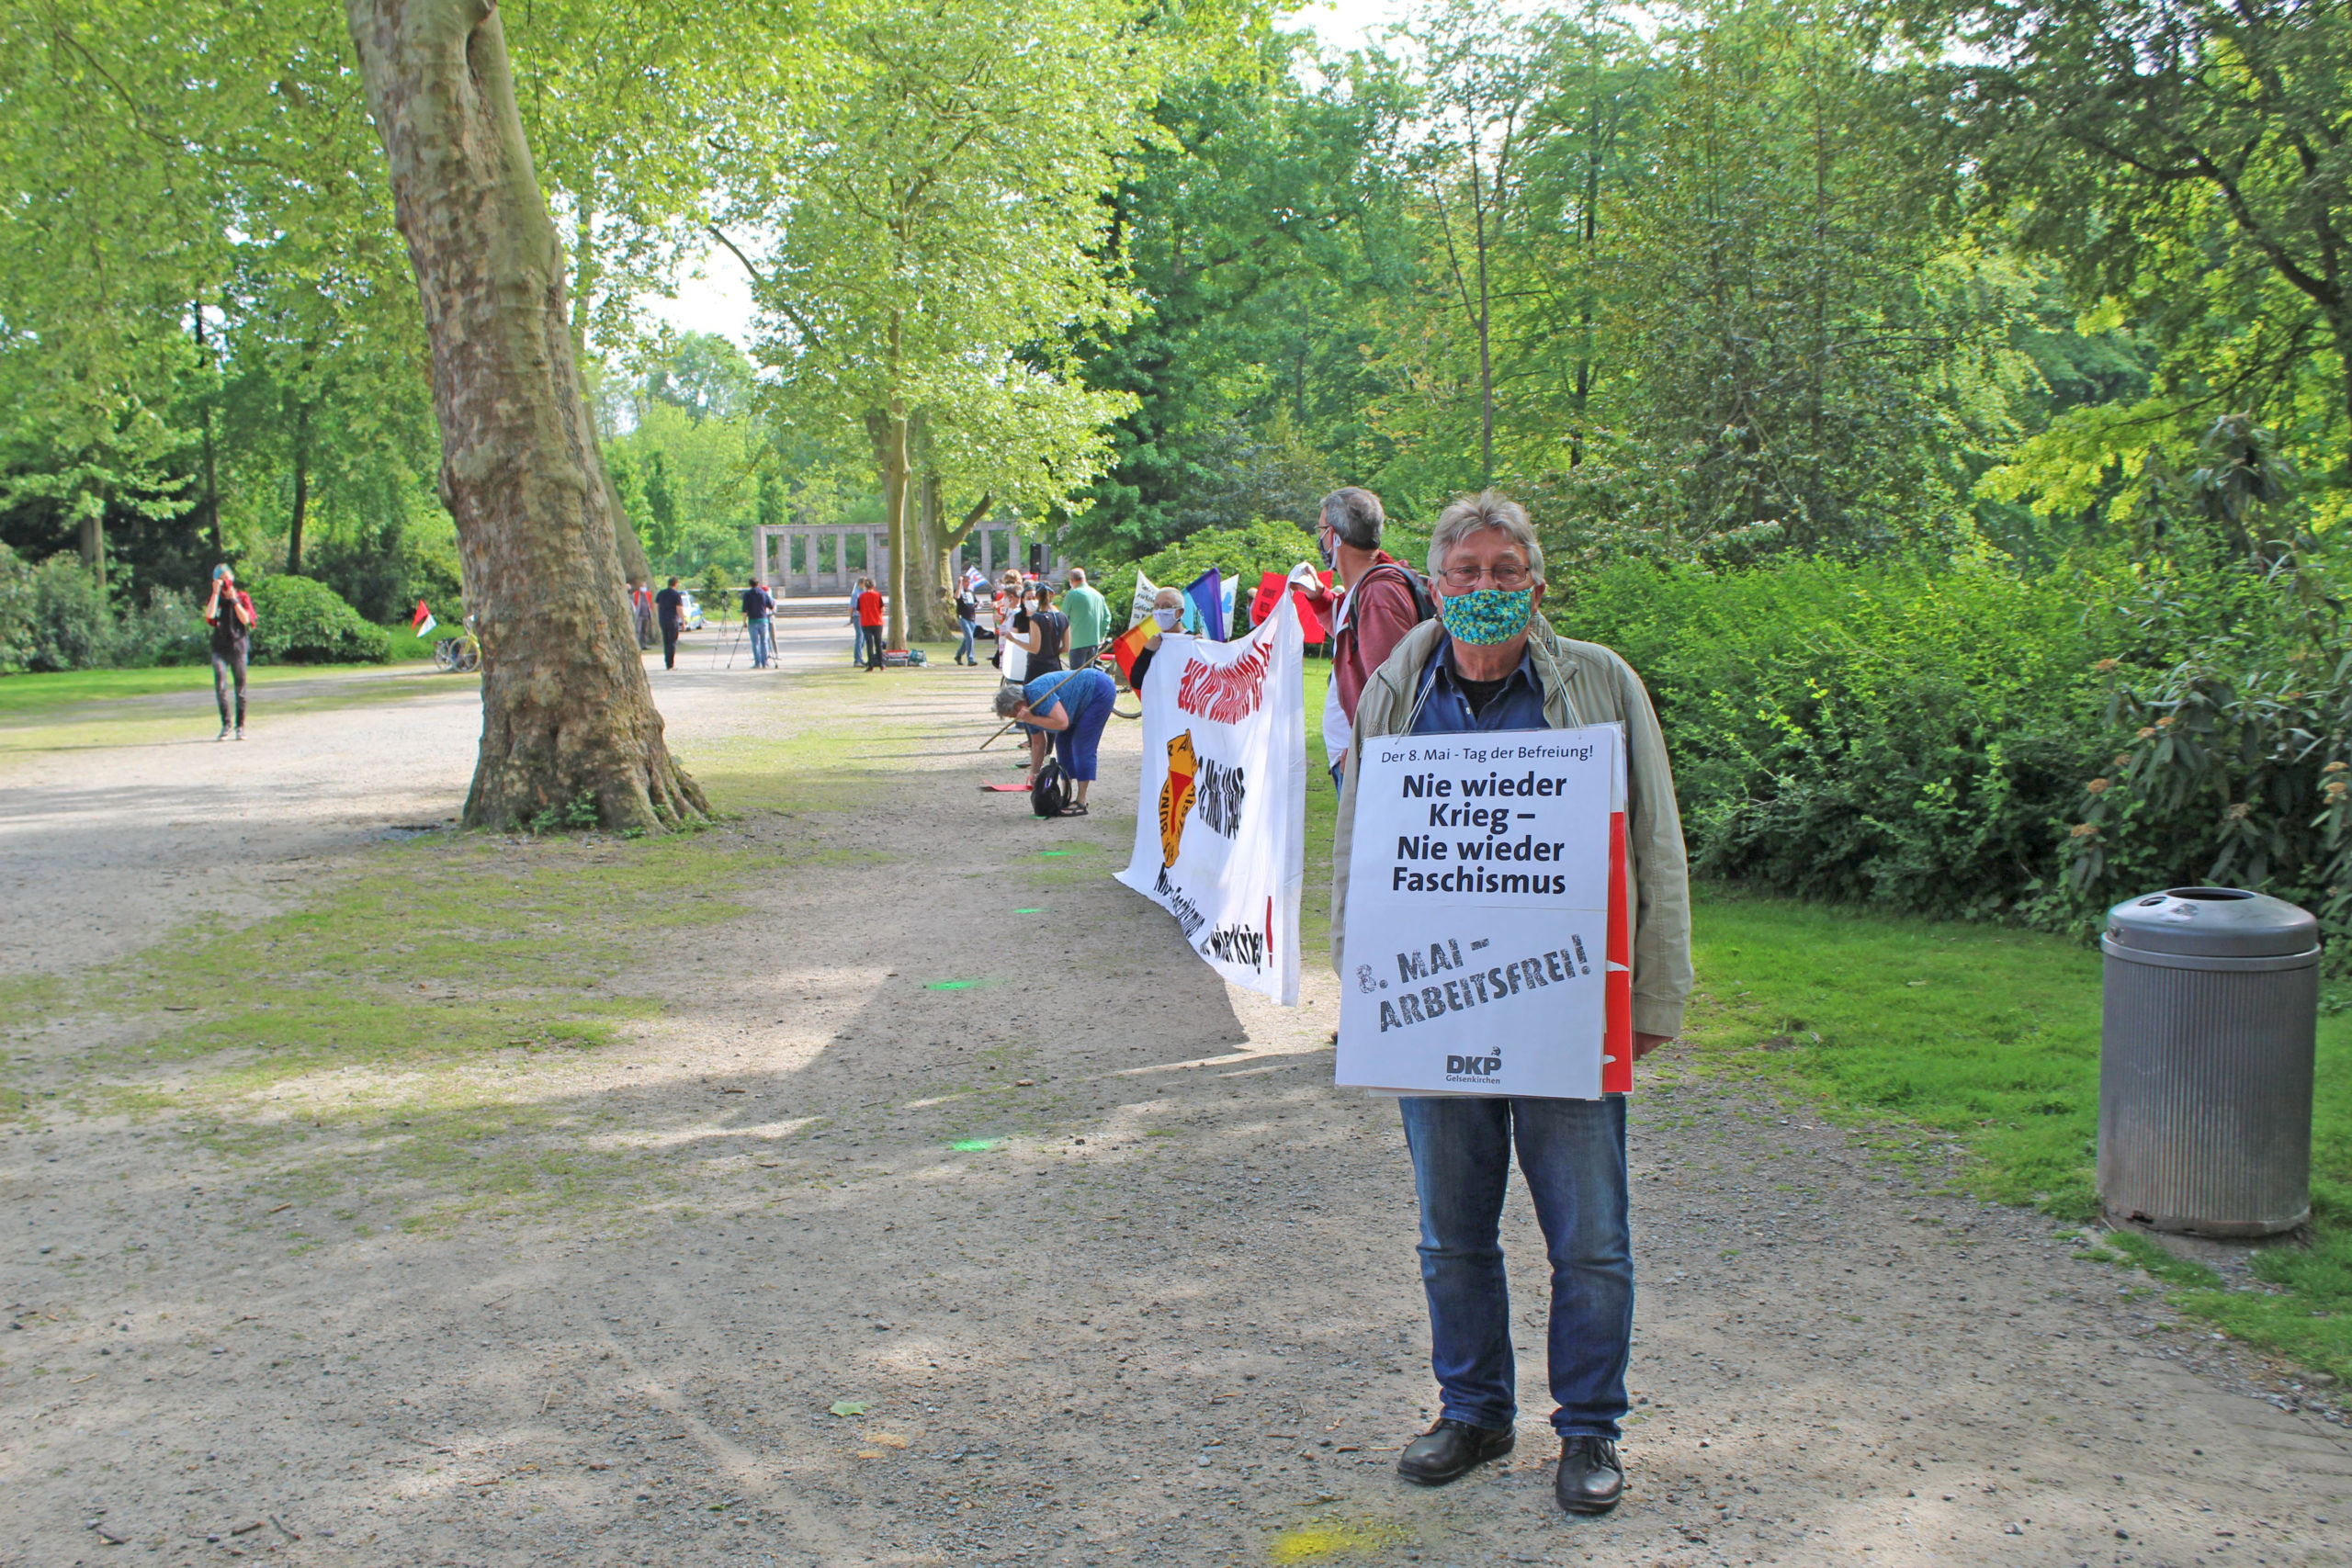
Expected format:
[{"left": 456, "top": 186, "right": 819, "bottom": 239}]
[
  {"left": 0, "top": 638, "right": 772, "bottom": 976},
  {"left": 4, "top": 619, "right": 2346, "bottom": 1567}
]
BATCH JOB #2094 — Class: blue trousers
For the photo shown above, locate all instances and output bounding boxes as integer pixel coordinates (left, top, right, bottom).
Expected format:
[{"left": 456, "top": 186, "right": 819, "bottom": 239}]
[
  {"left": 956, "top": 617, "right": 977, "bottom": 662},
  {"left": 1026, "top": 668, "right": 1114, "bottom": 781},
  {"left": 748, "top": 618, "right": 773, "bottom": 667},
  {"left": 1398, "top": 1094, "right": 1632, "bottom": 1438}
]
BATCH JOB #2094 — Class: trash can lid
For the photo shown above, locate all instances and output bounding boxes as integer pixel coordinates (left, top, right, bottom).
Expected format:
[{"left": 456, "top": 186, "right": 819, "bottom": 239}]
[{"left": 2105, "top": 887, "right": 2319, "bottom": 958}]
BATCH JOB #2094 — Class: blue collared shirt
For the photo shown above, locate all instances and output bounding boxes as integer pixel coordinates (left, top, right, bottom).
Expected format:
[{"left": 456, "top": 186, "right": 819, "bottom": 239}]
[{"left": 1408, "top": 637, "right": 1551, "bottom": 736}]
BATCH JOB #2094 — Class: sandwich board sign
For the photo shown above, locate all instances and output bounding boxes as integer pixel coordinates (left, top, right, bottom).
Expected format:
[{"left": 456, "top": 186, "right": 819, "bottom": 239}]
[{"left": 1335, "top": 724, "right": 1631, "bottom": 1099}]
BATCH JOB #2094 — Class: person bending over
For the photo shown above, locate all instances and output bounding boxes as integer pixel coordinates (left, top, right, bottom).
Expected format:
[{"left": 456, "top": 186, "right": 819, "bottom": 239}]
[
  {"left": 203, "top": 565, "right": 255, "bottom": 739},
  {"left": 994, "top": 666, "right": 1115, "bottom": 814}
]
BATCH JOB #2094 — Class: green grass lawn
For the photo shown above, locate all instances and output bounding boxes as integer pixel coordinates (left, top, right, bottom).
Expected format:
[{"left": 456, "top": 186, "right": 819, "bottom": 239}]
[
  {"left": 1680, "top": 887, "right": 2351, "bottom": 1381},
  {"left": 0, "top": 648, "right": 436, "bottom": 718},
  {"left": 1296, "top": 660, "right": 2350, "bottom": 1380}
]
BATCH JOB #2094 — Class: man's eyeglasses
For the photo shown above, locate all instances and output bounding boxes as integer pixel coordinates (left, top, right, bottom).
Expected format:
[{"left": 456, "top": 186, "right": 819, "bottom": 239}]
[{"left": 1439, "top": 562, "right": 1532, "bottom": 591}]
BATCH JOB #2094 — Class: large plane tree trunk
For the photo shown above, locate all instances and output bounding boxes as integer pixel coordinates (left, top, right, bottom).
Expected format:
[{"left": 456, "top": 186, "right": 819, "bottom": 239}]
[
  {"left": 910, "top": 472, "right": 945, "bottom": 642},
  {"left": 919, "top": 474, "right": 989, "bottom": 641},
  {"left": 345, "top": 0, "right": 704, "bottom": 831}
]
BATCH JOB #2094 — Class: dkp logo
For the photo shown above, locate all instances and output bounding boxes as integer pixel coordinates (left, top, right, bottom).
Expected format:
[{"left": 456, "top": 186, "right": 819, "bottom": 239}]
[{"left": 1446, "top": 1053, "right": 1502, "bottom": 1078}]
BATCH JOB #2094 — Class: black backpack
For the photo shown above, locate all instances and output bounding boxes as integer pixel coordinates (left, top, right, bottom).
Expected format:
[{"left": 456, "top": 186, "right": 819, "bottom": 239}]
[
  {"left": 1031, "top": 757, "right": 1072, "bottom": 818},
  {"left": 1363, "top": 559, "right": 1439, "bottom": 625}
]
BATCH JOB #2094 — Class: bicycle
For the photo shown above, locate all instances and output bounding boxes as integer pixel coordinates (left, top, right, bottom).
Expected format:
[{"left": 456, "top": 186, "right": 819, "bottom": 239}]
[{"left": 433, "top": 624, "right": 481, "bottom": 673}]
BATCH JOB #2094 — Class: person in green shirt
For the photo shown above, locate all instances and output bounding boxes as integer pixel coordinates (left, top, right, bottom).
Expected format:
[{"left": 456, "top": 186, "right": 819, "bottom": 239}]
[{"left": 1061, "top": 567, "right": 1111, "bottom": 671}]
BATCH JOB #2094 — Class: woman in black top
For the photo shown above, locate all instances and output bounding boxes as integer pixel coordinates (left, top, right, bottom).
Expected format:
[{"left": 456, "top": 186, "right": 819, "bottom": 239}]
[{"left": 1015, "top": 584, "right": 1069, "bottom": 674}]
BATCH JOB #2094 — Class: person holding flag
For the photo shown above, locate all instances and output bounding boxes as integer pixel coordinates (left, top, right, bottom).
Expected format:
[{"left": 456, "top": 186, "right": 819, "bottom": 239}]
[
  {"left": 1328, "top": 491, "right": 1692, "bottom": 1517},
  {"left": 1114, "top": 587, "right": 1187, "bottom": 690}
]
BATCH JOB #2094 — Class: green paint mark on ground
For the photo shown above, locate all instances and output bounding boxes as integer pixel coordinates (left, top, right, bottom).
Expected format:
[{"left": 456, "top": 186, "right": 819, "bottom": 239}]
[
  {"left": 1012, "top": 908, "right": 1043, "bottom": 914},
  {"left": 1039, "top": 851, "right": 1070, "bottom": 857},
  {"left": 948, "top": 1138, "right": 1003, "bottom": 1153},
  {"left": 925, "top": 979, "right": 981, "bottom": 991}
]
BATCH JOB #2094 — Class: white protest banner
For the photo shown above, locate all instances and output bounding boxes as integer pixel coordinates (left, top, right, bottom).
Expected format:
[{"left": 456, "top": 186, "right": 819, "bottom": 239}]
[
  {"left": 1335, "top": 725, "right": 1633, "bottom": 1098},
  {"left": 1114, "top": 576, "right": 1310, "bottom": 1004},
  {"left": 1126, "top": 570, "right": 1159, "bottom": 631}
]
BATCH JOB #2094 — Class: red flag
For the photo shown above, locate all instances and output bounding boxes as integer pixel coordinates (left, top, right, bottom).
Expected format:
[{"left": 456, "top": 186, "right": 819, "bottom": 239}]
[{"left": 1250, "top": 570, "right": 1328, "bottom": 641}]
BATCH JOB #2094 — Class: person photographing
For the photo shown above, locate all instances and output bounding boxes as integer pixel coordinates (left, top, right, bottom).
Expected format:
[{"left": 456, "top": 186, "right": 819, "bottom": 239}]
[
  {"left": 203, "top": 565, "right": 255, "bottom": 740},
  {"left": 741, "top": 575, "right": 775, "bottom": 669}
]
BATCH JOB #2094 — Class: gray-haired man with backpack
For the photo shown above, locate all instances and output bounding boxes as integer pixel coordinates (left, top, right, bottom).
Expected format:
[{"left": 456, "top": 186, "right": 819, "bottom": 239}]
[{"left": 1318, "top": 486, "right": 1433, "bottom": 784}]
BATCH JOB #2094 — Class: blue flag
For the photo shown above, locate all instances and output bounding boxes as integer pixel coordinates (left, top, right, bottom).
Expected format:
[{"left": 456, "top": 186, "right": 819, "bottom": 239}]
[{"left": 1186, "top": 568, "right": 1227, "bottom": 642}]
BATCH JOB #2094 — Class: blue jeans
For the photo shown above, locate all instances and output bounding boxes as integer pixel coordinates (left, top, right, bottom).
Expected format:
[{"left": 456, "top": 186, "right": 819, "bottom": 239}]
[
  {"left": 748, "top": 617, "right": 772, "bottom": 667},
  {"left": 1398, "top": 1094, "right": 1632, "bottom": 1438},
  {"left": 1050, "top": 671, "right": 1115, "bottom": 781},
  {"left": 956, "top": 617, "right": 977, "bottom": 662}
]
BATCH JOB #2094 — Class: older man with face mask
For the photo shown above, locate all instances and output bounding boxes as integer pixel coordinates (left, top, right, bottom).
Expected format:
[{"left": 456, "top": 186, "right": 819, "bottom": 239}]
[
  {"left": 1122, "top": 586, "right": 1189, "bottom": 691},
  {"left": 1329, "top": 490, "right": 1693, "bottom": 1517}
]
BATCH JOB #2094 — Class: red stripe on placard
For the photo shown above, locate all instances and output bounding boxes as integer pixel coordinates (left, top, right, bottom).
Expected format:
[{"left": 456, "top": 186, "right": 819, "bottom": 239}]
[{"left": 1603, "top": 807, "right": 1633, "bottom": 1094}]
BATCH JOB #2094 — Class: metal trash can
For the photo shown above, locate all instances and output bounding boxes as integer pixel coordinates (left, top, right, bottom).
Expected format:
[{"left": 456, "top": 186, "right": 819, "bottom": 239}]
[{"left": 2099, "top": 886, "right": 2319, "bottom": 1236}]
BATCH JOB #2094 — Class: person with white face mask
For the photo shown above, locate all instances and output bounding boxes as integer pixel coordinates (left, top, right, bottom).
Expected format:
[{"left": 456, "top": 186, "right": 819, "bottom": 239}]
[
  {"left": 993, "top": 571, "right": 1028, "bottom": 685},
  {"left": 1122, "top": 587, "right": 1189, "bottom": 691}
]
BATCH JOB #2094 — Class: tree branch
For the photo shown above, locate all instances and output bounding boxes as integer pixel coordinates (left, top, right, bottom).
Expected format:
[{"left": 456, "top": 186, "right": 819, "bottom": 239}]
[{"left": 707, "top": 224, "right": 828, "bottom": 348}]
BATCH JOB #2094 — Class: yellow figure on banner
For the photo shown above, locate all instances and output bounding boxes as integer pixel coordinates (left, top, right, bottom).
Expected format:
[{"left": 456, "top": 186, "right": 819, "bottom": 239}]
[{"left": 1159, "top": 728, "right": 1199, "bottom": 866}]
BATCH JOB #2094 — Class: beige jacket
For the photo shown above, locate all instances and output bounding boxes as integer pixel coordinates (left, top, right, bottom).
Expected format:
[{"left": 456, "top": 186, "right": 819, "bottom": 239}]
[{"left": 1330, "top": 617, "right": 1695, "bottom": 1038}]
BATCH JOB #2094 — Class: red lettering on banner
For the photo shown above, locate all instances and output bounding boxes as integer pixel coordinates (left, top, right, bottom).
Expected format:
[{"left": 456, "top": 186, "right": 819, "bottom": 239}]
[{"left": 1175, "top": 643, "right": 1272, "bottom": 725}]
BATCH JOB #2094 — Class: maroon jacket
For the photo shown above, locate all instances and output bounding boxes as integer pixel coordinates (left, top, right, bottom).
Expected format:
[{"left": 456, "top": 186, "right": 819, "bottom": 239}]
[{"left": 1329, "top": 553, "right": 1426, "bottom": 720}]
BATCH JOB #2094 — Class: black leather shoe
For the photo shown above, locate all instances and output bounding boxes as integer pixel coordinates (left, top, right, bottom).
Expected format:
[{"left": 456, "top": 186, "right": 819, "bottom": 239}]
[
  {"left": 1396, "top": 1419, "right": 1514, "bottom": 1485},
  {"left": 1555, "top": 1435, "right": 1623, "bottom": 1514}
]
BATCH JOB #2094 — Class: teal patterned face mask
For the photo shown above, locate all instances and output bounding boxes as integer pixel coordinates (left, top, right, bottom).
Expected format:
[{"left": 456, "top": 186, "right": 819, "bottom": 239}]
[{"left": 1438, "top": 586, "right": 1533, "bottom": 645}]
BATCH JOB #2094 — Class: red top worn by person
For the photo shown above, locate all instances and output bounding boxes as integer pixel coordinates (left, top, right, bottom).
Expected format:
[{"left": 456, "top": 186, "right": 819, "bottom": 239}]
[
  {"left": 857, "top": 584, "right": 885, "bottom": 627},
  {"left": 1317, "top": 486, "right": 1430, "bottom": 777}
]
